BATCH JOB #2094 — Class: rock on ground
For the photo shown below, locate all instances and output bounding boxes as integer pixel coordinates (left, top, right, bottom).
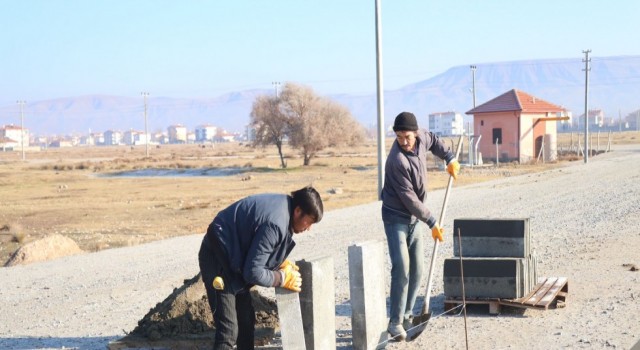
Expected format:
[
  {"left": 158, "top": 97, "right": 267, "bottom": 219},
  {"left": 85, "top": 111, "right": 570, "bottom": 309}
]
[{"left": 3, "top": 234, "right": 83, "bottom": 267}]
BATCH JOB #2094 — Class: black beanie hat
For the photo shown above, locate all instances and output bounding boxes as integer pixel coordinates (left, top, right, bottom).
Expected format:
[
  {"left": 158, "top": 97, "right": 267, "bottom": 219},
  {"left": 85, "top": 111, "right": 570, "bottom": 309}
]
[{"left": 393, "top": 112, "right": 419, "bottom": 132}]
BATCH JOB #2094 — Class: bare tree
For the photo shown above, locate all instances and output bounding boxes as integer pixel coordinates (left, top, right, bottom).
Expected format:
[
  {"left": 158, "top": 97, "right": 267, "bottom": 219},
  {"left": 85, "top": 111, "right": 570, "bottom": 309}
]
[
  {"left": 249, "top": 95, "right": 289, "bottom": 168},
  {"left": 281, "top": 83, "right": 365, "bottom": 165}
]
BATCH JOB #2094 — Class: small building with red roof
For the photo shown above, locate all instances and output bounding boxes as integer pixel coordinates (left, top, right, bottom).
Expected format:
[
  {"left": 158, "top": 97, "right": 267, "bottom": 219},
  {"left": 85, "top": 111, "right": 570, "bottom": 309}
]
[{"left": 466, "top": 89, "right": 568, "bottom": 163}]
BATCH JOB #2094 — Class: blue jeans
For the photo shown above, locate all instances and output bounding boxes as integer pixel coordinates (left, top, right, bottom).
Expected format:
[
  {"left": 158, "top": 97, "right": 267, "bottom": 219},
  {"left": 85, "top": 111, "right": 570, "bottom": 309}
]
[{"left": 384, "top": 221, "right": 425, "bottom": 325}]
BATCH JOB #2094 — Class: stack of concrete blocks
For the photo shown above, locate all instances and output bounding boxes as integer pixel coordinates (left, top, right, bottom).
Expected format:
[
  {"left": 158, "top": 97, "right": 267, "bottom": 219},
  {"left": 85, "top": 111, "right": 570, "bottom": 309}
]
[
  {"left": 443, "top": 218, "right": 538, "bottom": 299},
  {"left": 348, "top": 241, "right": 388, "bottom": 350},
  {"left": 275, "top": 255, "right": 336, "bottom": 350}
]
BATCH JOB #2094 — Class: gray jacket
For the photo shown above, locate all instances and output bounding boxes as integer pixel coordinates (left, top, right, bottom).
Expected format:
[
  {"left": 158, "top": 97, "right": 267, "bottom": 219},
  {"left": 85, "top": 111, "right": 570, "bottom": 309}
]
[{"left": 381, "top": 129, "right": 454, "bottom": 226}]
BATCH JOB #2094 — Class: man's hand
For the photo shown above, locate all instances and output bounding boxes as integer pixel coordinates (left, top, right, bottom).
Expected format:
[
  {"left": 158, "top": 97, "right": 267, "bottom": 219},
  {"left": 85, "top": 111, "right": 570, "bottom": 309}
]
[
  {"left": 280, "top": 264, "right": 302, "bottom": 292},
  {"left": 447, "top": 158, "right": 460, "bottom": 180},
  {"left": 279, "top": 259, "right": 299, "bottom": 271},
  {"left": 431, "top": 223, "right": 444, "bottom": 242}
]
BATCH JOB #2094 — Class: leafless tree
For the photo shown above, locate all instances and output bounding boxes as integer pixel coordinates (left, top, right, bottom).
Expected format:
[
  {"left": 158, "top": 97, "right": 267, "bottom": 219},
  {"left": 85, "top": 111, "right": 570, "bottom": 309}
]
[
  {"left": 281, "top": 83, "right": 365, "bottom": 165},
  {"left": 249, "top": 95, "right": 289, "bottom": 168}
]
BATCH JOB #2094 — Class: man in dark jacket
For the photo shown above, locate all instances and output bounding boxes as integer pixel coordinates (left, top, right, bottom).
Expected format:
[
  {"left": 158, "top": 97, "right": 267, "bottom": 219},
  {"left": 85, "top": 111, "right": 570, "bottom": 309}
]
[
  {"left": 198, "top": 186, "right": 323, "bottom": 349},
  {"left": 381, "top": 112, "right": 460, "bottom": 341}
]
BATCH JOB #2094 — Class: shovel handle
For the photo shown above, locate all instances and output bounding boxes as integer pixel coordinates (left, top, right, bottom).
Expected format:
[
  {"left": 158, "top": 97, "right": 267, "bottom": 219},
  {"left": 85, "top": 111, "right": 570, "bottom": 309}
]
[{"left": 422, "top": 135, "right": 464, "bottom": 314}]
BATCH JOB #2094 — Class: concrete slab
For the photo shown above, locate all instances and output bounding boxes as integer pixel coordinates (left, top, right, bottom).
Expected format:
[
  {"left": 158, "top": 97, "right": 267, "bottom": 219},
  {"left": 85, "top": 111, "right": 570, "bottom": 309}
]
[
  {"left": 443, "top": 257, "right": 530, "bottom": 299},
  {"left": 298, "top": 256, "right": 336, "bottom": 350},
  {"left": 348, "top": 241, "right": 387, "bottom": 350},
  {"left": 453, "top": 218, "right": 530, "bottom": 258},
  {"left": 275, "top": 287, "right": 306, "bottom": 349}
]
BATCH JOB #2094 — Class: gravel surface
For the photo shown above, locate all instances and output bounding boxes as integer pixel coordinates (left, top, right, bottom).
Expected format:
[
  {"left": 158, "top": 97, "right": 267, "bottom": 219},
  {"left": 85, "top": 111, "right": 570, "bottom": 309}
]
[{"left": 1, "top": 144, "right": 639, "bottom": 350}]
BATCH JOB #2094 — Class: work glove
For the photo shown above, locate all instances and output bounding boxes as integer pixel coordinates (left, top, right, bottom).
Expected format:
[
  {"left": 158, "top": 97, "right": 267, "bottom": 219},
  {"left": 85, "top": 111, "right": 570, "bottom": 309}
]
[
  {"left": 279, "top": 259, "right": 299, "bottom": 272},
  {"left": 431, "top": 223, "right": 444, "bottom": 242},
  {"left": 447, "top": 158, "right": 460, "bottom": 180},
  {"left": 280, "top": 263, "right": 302, "bottom": 292}
]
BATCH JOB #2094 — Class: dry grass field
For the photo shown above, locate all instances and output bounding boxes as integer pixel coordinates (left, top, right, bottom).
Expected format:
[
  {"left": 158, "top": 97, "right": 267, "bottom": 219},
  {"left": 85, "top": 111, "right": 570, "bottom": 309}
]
[{"left": 1, "top": 131, "right": 638, "bottom": 265}]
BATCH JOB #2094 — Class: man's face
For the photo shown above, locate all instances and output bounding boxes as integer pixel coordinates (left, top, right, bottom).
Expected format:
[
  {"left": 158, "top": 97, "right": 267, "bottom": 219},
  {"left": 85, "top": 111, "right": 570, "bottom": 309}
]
[
  {"left": 395, "top": 131, "right": 417, "bottom": 152},
  {"left": 291, "top": 206, "right": 316, "bottom": 234}
]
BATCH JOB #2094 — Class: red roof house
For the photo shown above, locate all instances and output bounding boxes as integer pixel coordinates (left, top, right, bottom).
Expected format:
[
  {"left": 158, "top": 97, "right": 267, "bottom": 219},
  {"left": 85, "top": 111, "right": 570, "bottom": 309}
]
[{"left": 466, "top": 89, "right": 567, "bottom": 163}]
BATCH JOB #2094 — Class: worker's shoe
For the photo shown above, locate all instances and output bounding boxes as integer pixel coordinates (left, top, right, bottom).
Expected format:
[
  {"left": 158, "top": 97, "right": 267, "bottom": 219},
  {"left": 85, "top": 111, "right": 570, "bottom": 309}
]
[
  {"left": 403, "top": 315, "right": 414, "bottom": 332},
  {"left": 387, "top": 322, "right": 407, "bottom": 341}
]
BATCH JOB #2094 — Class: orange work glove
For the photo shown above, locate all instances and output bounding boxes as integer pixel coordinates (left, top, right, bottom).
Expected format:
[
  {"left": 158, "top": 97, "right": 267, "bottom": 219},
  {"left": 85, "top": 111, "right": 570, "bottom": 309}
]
[
  {"left": 447, "top": 158, "right": 460, "bottom": 180},
  {"left": 280, "top": 263, "right": 302, "bottom": 292},
  {"left": 279, "top": 259, "right": 299, "bottom": 272},
  {"left": 431, "top": 223, "right": 444, "bottom": 242}
]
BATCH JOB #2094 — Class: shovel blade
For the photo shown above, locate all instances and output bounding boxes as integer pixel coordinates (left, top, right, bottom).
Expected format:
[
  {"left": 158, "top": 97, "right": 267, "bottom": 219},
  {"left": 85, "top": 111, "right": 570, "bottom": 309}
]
[{"left": 406, "top": 312, "right": 431, "bottom": 342}]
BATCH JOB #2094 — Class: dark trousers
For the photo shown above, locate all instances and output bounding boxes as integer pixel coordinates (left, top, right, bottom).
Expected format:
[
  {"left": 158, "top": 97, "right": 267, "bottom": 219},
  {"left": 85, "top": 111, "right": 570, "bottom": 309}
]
[{"left": 199, "top": 237, "right": 255, "bottom": 350}]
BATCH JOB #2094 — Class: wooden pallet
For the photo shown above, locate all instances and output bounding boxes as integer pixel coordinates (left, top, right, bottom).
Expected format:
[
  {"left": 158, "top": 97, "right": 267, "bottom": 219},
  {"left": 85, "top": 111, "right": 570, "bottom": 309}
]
[
  {"left": 501, "top": 277, "right": 568, "bottom": 310},
  {"left": 444, "top": 277, "right": 569, "bottom": 314}
]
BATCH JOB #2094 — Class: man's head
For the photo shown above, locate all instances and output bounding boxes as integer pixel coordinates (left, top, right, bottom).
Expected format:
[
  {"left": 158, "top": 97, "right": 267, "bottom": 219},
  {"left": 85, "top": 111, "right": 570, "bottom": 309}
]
[
  {"left": 290, "top": 186, "right": 323, "bottom": 233},
  {"left": 393, "top": 112, "right": 419, "bottom": 152}
]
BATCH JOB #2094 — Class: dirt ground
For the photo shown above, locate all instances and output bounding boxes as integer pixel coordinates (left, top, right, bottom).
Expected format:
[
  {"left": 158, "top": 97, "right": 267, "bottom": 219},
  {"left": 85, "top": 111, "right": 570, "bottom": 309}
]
[
  {"left": 0, "top": 131, "right": 637, "bottom": 266},
  {"left": 0, "top": 136, "right": 637, "bottom": 350}
]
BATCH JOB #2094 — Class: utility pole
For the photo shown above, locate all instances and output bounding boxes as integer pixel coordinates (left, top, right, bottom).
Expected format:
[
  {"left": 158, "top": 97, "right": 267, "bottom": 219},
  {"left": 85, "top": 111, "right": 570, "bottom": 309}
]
[
  {"left": 469, "top": 65, "right": 477, "bottom": 166},
  {"left": 582, "top": 50, "right": 591, "bottom": 163},
  {"left": 374, "top": 0, "right": 385, "bottom": 199},
  {"left": 272, "top": 81, "right": 281, "bottom": 98},
  {"left": 141, "top": 92, "right": 150, "bottom": 157},
  {"left": 470, "top": 65, "right": 477, "bottom": 109},
  {"left": 17, "top": 100, "right": 26, "bottom": 161}
]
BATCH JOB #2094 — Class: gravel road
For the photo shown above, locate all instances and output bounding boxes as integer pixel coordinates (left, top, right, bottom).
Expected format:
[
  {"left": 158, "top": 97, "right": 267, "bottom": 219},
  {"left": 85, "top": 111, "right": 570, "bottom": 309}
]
[{"left": 1, "top": 144, "right": 639, "bottom": 350}]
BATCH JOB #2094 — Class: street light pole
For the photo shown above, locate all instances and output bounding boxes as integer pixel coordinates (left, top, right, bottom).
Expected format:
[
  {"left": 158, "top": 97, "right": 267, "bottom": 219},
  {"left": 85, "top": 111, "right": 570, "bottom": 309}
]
[
  {"left": 272, "top": 81, "right": 281, "bottom": 98},
  {"left": 374, "top": 0, "right": 385, "bottom": 200},
  {"left": 469, "top": 65, "right": 477, "bottom": 166},
  {"left": 141, "top": 92, "right": 150, "bottom": 157},
  {"left": 17, "top": 100, "right": 26, "bottom": 161},
  {"left": 582, "top": 50, "right": 591, "bottom": 163},
  {"left": 470, "top": 65, "right": 477, "bottom": 108}
]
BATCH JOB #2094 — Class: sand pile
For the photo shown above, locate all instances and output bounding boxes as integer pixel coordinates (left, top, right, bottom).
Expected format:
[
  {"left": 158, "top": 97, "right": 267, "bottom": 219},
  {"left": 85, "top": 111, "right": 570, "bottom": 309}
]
[
  {"left": 128, "top": 273, "right": 280, "bottom": 345},
  {"left": 4, "top": 233, "right": 83, "bottom": 267}
]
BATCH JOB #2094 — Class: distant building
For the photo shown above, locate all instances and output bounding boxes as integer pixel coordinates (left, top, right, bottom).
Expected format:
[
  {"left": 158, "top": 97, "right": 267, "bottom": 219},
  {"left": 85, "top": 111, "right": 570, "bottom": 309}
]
[
  {"left": 215, "top": 130, "right": 237, "bottom": 143},
  {"left": 245, "top": 124, "right": 257, "bottom": 142},
  {"left": 168, "top": 125, "right": 187, "bottom": 144},
  {"left": 427, "top": 111, "right": 464, "bottom": 136},
  {"left": 574, "top": 109, "right": 605, "bottom": 128},
  {"left": 103, "top": 130, "right": 122, "bottom": 146},
  {"left": 0, "top": 136, "right": 18, "bottom": 150},
  {"left": 625, "top": 110, "right": 640, "bottom": 130},
  {"left": 49, "top": 139, "right": 73, "bottom": 148},
  {"left": 195, "top": 124, "right": 217, "bottom": 142},
  {"left": 557, "top": 110, "right": 573, "bottom": 132},
  {"left": 466, "top": 89, "right": 567, "bottom": 163},
  {"left": 1, "top": 124, "right": 29, "bottom": 147},
  {"left": 123, "top": 130, "right": 150, "bottom": 146}
]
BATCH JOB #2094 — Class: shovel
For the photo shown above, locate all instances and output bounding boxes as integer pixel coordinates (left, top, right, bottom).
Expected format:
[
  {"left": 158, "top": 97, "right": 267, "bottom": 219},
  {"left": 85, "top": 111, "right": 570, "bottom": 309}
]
[{"left": 406, "top": 135, "right": 464, "bottom": 342}]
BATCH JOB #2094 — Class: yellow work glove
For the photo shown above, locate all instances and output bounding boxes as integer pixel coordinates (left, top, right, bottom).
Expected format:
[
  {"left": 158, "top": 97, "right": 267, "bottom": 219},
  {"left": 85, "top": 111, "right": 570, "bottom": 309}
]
[
  {"left": 279, "top": 259, "right": 299, "bottom": 272},
  {"left": 447, "top": 158, "right": 460, "bottom": 180},
  {"left": 280, "top": 263, "right": 302, "bottom": 292},
  {"left": 431, "top": 223, "right": 444, "bottom": 242}
]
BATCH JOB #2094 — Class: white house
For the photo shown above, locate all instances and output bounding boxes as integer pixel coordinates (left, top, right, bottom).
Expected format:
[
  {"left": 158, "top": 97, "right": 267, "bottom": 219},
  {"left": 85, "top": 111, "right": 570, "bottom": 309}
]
[
  {"left": 195, "top": 124, "right": 217, "bottom": 142},
  {"left": 123, "top": 130, "right": 150, "bottom": 145},
  {"left": 168, "top": 125, "right": 187, "bottom": 144},
  {"left": 1, "top": 124, "right": 29, "bottom": 147},
  {"left": 103, "top": 130, "right": 122, "bottom": 145},
  {"left": 427, "top": 111, "right": 464, "bottom": 136}
]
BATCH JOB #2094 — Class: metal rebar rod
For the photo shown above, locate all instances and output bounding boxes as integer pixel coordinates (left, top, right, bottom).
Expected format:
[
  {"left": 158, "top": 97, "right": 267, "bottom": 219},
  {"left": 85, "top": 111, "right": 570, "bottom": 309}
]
[{"left": 457, "top": 228, "right": 469, "bottom": 350}]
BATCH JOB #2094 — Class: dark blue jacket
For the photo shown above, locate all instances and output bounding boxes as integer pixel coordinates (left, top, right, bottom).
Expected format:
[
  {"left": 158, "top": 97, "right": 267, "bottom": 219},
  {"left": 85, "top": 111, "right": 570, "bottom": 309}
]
[{"left": 204, "top": 193, "right": 295, "bottom": 293}]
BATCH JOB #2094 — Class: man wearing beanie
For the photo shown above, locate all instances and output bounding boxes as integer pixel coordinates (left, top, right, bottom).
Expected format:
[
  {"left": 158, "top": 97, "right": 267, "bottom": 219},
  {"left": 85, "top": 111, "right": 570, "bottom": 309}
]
[{"left": 381, "top": 111, "right": 460, "bottom": 341}]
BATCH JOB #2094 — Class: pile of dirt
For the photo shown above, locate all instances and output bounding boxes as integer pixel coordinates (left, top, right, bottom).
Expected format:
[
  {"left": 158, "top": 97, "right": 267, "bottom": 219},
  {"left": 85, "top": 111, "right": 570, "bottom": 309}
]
[
  {"left": 4, "top": 234, "right": 84, "bottom": 267},
  {"left": 129, "top": 273, "right": 279, "bottom": 345}
]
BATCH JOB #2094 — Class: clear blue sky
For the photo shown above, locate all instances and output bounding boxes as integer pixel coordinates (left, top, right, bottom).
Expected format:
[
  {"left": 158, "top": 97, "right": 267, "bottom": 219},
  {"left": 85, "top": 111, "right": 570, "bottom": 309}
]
[{"left": 1, "top": 0, "right": 639, "bottom": 106}]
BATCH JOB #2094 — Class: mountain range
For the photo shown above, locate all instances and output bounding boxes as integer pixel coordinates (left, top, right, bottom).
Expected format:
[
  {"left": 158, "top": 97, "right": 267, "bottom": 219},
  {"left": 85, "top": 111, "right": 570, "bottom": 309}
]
[{"left": 2, "top": 55, "right": 639, "bottom": 136}]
